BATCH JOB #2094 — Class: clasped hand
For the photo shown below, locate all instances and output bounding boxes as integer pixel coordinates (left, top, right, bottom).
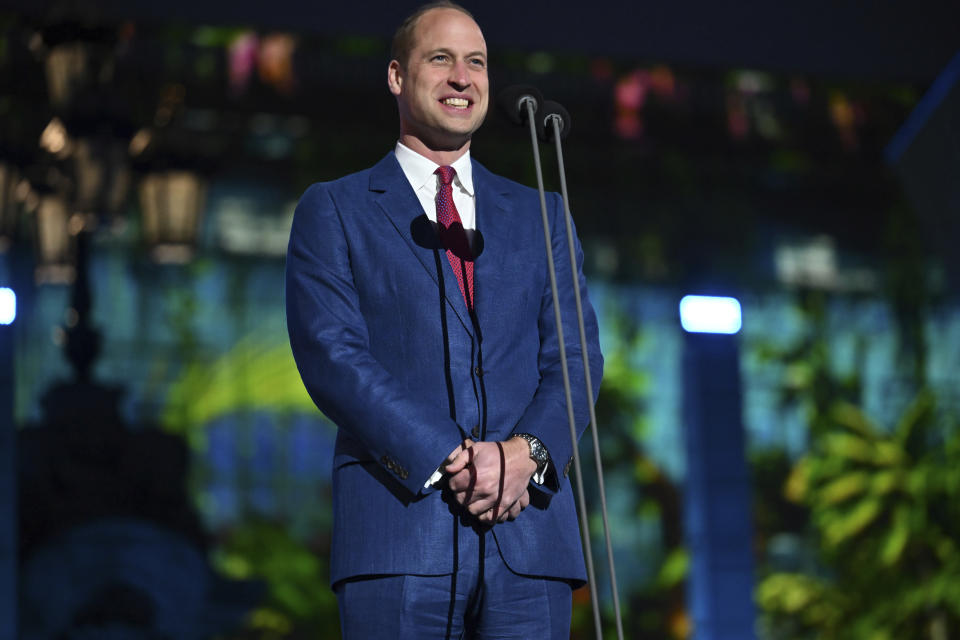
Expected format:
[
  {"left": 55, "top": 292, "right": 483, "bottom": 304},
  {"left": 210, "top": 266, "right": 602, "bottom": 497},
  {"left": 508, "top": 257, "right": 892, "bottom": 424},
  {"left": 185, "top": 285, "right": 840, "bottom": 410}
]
[{"left": 443, "top": 438, "right": 537, "bottom": 524}]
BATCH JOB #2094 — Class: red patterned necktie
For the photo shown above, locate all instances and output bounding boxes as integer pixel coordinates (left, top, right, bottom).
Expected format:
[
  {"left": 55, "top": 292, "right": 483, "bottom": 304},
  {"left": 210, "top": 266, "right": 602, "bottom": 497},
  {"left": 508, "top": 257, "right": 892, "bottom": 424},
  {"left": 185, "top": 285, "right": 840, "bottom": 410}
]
[{"left": 434, "top": 166, "right": 474, "bottom": 309}]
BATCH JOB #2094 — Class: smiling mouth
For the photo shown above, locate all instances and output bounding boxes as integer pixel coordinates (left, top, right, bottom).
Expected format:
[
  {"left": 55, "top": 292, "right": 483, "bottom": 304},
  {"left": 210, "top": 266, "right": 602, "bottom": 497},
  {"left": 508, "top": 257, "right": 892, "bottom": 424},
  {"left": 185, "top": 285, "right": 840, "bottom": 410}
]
[{"left": 441, "top": 97, "right": 470, "bottom": 109}]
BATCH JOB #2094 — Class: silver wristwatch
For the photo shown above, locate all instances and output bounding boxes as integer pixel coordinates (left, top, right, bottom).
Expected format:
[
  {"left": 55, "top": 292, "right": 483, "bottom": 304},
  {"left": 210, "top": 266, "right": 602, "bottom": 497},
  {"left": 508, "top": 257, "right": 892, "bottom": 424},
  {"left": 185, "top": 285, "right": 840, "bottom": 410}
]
[{"left": 513, "top": 433, "right": 548, "bottom": 474}]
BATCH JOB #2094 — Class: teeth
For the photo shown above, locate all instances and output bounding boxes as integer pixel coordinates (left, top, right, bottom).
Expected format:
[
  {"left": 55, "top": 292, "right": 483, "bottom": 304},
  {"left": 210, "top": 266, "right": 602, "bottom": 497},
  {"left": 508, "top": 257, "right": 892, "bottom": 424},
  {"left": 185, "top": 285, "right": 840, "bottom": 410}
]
[{"left": 442, "top": 98, "right": 469, "bottom": 108}]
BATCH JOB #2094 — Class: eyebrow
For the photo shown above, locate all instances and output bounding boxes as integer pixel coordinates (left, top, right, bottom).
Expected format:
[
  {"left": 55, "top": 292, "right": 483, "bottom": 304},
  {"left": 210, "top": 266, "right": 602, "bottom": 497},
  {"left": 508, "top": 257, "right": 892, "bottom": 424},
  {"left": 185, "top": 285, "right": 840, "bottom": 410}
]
[{"left": 425, "top": 47, "right": 487, "bottom": 61}]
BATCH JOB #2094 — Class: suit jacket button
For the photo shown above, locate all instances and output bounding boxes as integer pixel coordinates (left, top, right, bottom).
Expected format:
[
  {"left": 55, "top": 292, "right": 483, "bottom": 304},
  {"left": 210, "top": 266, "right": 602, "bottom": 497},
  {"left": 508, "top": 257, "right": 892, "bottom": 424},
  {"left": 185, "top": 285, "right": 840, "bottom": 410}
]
[
  {"left": 563, "top": 457, "right": 573, "bottom": 477},
  {"left": 380, "top": 455, "right": 389, "bottom": 465},
  {"left": 474, "top": 366, "right": 483, "bottom": 377},
  {"left": 471, "top": 425, "right": 480, "bottom": 438}
]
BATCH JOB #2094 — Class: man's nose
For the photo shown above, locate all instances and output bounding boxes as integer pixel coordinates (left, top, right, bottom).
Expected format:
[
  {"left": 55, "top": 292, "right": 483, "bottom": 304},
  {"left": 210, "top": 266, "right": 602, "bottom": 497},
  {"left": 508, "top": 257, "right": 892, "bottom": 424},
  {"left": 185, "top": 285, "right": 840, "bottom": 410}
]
[{"left": 447, "top": 60, "right": 471, "bottom": 89}]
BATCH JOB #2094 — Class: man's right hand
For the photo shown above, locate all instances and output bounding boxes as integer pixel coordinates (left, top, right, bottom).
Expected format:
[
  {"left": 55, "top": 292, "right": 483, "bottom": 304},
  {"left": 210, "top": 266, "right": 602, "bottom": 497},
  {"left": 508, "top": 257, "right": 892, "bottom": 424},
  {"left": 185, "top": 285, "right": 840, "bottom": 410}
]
[{"left": 444, "top": 439, "right": 535, "bottom": 524}]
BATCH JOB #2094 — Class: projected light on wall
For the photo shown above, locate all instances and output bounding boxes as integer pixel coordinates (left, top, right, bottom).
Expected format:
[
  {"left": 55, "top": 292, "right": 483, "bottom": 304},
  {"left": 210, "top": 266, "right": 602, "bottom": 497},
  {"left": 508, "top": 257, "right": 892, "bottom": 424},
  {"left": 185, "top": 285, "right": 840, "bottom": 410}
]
[
  {"left": 679, "top": 295, "right": 742, "bottom": 334},
  {"left": 0, "top": 288, "right": 15, "bottom": 325}
]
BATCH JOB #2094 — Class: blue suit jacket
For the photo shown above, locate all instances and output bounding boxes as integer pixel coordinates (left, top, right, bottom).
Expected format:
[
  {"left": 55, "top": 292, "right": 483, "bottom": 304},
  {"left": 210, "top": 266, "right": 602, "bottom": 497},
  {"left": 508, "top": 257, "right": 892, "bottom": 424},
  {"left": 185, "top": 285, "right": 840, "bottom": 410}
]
[{"left": 286, "top": 152, "right": 603, "bottom": 586}]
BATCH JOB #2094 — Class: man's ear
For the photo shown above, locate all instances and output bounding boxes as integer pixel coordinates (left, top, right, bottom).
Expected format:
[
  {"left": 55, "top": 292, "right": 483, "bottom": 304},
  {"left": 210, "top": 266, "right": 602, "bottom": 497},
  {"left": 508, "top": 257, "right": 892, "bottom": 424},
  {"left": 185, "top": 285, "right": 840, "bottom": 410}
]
[{"left": 387, "top": 60, "right": 403, "bottom": 96}]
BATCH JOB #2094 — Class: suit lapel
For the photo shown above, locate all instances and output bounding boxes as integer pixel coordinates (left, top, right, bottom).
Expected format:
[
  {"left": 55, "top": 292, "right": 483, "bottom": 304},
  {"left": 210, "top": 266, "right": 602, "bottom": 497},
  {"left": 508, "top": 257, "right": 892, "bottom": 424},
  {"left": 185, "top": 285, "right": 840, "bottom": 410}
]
[
  {"left": 472, "top": 161, "right": 515, "bottom": 331},
  {"left": 368, "top": 153, "right": 475, "bottom": 337}
]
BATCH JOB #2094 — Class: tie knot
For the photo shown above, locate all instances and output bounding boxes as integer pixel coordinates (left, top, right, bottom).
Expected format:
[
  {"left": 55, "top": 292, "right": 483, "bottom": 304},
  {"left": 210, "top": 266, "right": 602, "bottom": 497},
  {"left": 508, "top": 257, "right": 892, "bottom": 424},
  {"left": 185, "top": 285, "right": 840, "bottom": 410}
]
[{"left": 435, "top": 165, "right": 456, "bottom": 186}]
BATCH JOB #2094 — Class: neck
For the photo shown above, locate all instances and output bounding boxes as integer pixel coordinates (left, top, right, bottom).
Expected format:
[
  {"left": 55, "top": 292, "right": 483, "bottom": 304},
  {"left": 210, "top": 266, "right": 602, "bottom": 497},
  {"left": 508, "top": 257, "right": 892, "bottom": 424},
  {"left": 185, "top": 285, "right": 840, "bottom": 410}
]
[{"left": 399, "top": 133, "right": 471, "bottom": 167}]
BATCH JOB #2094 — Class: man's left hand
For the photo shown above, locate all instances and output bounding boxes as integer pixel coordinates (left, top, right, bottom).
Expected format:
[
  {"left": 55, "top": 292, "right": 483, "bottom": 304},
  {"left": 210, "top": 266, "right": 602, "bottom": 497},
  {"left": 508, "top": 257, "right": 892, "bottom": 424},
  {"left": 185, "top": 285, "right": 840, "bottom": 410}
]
[{"left": 445, "top": 438, "right": 537, "bottom": 524}]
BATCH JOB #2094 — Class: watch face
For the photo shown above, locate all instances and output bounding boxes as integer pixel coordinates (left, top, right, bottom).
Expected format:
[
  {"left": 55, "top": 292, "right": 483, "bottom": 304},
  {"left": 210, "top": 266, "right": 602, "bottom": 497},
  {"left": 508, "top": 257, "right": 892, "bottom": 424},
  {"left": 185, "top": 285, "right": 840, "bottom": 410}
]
[
  {"left": 530, "top": 441, "right": 547, "bottom": 464},
  {"left": 517, "top": 433, "right": 547, "bottom": 465}
]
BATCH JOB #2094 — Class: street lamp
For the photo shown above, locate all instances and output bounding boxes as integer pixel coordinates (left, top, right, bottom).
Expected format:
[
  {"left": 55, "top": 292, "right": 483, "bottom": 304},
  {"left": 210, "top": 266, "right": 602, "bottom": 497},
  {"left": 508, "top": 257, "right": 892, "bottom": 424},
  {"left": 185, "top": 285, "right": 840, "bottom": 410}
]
[
  {"left": 37, "top": 21, "right": 118, "bottom": 110},
  {"left": 139, "top": 169, "right": 206, "bottom": 264},
  {"left": 44, "top": 41, "right": 88, "bottom": 109}
]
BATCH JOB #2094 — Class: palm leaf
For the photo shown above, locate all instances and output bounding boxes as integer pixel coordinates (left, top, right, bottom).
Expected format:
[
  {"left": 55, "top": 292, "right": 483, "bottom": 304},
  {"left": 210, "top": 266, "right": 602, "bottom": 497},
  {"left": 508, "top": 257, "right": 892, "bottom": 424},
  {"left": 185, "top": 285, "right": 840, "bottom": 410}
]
[
  {"left": 818, "top": 471, "right": 869, "bottom": 505},
  {"left": 823, "top": 497, "right": 883, "bottom": 547}
]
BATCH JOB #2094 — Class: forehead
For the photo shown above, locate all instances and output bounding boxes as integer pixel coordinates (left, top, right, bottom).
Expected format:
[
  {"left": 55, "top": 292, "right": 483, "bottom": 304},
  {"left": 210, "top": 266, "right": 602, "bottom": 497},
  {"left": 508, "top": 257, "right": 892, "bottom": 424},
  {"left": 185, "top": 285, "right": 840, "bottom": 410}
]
[{"left": 411, "top": 8, "right": 486, "bottom": 54}]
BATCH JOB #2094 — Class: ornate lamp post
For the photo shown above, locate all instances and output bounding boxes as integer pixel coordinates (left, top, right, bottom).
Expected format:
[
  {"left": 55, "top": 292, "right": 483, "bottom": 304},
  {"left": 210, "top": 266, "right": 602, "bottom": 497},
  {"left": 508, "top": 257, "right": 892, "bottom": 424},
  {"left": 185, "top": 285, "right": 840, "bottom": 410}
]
[{"left": 4, "top": 14, "right": 245, "bottom": 640}]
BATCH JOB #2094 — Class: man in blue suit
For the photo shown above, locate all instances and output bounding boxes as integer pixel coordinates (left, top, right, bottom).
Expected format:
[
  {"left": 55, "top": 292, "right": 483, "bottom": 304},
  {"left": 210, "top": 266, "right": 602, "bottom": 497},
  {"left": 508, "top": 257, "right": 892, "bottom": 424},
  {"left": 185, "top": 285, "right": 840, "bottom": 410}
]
[{"left": 286, "top": 2, "right": 603, "bottom": 637}]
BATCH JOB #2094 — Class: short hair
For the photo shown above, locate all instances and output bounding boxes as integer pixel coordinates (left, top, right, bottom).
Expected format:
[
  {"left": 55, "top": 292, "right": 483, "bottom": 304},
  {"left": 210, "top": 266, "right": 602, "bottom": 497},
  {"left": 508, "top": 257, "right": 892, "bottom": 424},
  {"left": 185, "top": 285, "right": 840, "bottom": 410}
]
[{"left": 390, "top": 1, "right": 477, "bottom": 68}]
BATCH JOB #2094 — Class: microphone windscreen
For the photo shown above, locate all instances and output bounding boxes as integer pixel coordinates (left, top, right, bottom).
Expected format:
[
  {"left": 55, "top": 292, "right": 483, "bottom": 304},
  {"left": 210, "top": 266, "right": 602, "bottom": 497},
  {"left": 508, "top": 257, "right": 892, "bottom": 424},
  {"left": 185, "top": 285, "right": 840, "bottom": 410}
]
[
  {"left": 469, "top": 229, "right": 484, "bottom": 259},
  {"left": 537, "top": 100, "right": 572, "bottom": 142},
  {"left": 497, "top": 85, "right": 543, "bottom": 125},
  {"left": 410, "top": 215, "right": 485, "bottom": 259},
  {"left": 410, "top": 214, "right": 442, "bottom": 250}
]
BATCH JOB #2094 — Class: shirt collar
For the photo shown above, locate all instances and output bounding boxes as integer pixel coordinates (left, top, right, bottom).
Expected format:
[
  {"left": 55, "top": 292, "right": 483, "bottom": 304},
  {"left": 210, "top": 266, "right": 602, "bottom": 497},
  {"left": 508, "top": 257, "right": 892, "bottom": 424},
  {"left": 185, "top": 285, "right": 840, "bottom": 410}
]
[{"left": 394, "top": 141, "right": 474, "bottom": 197}]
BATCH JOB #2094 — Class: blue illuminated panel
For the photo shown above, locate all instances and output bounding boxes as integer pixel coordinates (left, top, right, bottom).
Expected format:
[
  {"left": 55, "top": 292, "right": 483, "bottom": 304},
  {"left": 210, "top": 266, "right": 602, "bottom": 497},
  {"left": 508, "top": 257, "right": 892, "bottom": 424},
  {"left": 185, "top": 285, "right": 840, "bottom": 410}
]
[
  {"left": 0, "top": 289, "right": 15, "bottom": 325},
  {"left": 679, "top": 295, "right": 741, "bottom": 334}
]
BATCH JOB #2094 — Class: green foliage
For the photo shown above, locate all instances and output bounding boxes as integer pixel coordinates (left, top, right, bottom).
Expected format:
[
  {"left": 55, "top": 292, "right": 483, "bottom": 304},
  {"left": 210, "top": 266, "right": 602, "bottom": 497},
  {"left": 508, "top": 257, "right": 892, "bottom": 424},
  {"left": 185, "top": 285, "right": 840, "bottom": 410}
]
[
  {"left": 758, "top": 392, "right": 960, "bottom": 639},
  {"left": 213, "top": 519, "right": 340, "bottom": 639},
  {"left": 162, "top": 334, "right": 318, "bottom": 447},
  {"left": 656, "top": 548, "right": 690, "bottom": 589},
  {"left": 750, "top": 448, "right": 809, "bottom": 544},
  {"left": 752, "top": 254, "right": 960, "bottom": 639}
]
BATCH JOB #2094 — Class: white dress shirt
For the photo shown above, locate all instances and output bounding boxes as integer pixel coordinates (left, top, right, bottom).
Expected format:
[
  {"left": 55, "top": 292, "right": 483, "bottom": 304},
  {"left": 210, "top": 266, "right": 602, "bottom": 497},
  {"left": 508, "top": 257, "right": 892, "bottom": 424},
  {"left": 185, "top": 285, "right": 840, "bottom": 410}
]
[{"left": 394, "top": 141, "right": 476, "bottom": 229}]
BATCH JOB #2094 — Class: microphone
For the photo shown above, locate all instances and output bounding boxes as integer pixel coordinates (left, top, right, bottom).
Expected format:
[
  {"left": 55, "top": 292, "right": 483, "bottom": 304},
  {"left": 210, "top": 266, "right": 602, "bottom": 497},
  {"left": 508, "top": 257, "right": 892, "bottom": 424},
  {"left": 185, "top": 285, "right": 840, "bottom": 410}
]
[
  {"left": 496, "top": 85, "right": 543, "bottom": 125},
  {"left": 537, "top": 100, "right": 571, "bottom": 143},
  {"left": 410, "top": 214, "right": 484, "bottom": 259}
]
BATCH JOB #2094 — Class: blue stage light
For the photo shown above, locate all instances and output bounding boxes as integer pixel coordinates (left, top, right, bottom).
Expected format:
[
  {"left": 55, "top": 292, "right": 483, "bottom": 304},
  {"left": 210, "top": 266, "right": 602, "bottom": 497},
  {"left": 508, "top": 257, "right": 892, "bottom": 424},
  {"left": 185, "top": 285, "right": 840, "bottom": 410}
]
[
  {"left": 679, "top": 295, "right": 742, "bottom": 334},
  {"left": 0, "top": 288, "right": 15, "bottom": 325}
]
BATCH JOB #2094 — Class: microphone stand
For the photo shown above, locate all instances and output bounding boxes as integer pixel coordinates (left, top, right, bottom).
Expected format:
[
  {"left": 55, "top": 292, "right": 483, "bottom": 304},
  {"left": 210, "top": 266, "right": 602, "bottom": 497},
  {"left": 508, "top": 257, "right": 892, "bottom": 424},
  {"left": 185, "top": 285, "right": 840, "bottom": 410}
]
[
  {"left": 521, "top": 97, "right": 605, "bottom": 640},
  {"left": 543, "top": 108, "right": 625, "bottom": 640}
]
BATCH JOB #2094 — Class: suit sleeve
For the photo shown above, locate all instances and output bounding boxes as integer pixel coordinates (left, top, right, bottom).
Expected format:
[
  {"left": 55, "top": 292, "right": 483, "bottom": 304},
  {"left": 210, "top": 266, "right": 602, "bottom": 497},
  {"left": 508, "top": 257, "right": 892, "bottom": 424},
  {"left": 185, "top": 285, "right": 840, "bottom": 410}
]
[
  {"left": 511, "top": 191, "right": 604, "bottom": 494},
  {"left": 285, "top": 183, "right": 466, "bottom": 496}
]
